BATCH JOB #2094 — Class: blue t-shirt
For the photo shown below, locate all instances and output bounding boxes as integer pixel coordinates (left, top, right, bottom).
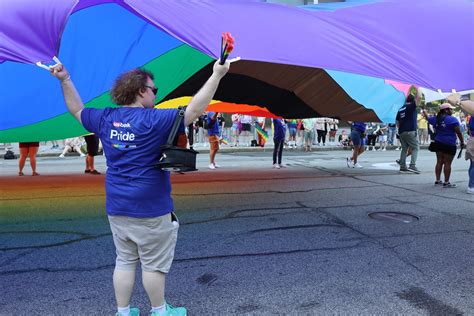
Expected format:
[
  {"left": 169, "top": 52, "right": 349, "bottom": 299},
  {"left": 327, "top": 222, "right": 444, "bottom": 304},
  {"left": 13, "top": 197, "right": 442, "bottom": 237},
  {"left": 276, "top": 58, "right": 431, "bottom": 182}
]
[
  {"left": 81, "top": 107, "right": 183, "bottom": 218},
  {"left": 273, "top": 118, "right": 286, "bottom": 141},
  {"left": 351, "top": 122, "right": 366, "bottom": 133},
  {"left": 206, "top": 112, "right": 221, "bottom": 136},
  {"left": 286, "top": 119, "right": 297, "bottom": 129},
  {"left": 396, "top": 101, "right": 417, "bottom": 133},
  {"left": 427, "top": 115, "right": 460, "bottom": 146},
  {"left": 468, "top": 117, "right": 474, "bottom": 135}
]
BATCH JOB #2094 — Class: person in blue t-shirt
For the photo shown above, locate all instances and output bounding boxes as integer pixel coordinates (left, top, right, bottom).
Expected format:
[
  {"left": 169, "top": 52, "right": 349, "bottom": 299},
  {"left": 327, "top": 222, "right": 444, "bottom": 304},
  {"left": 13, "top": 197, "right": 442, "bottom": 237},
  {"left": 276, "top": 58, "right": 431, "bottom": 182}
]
[
  {"left": 207, "top": 111, "right": 221, "bottom": 169},
  {"left": 272, "top": 118, "right": 286, "bottom": 169},
  {"left": 396, "top": 87, "right": 423, "bottom": 173},
  {"left": 49, "top": 60, "right": 230, "bottom": 316},
  {"left": 447, "top": 94, "right": 474, "bottom": 194},
  {"left": 347, "top": 121, "right": 366, "bottom": 168},
  {"left": 423, "top": 103, "right": 464, "bottom": 188}
]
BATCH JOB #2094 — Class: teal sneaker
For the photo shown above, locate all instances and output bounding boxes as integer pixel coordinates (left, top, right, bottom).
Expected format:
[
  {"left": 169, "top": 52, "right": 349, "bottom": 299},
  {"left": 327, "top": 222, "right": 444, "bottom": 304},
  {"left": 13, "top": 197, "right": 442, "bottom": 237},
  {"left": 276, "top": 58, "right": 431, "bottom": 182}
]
[
  {"left": 150, "top": 304, "right": 187, "bottom": 316},
  {"left": 116, "top": 307, "right": 140, "bottom": 316}
]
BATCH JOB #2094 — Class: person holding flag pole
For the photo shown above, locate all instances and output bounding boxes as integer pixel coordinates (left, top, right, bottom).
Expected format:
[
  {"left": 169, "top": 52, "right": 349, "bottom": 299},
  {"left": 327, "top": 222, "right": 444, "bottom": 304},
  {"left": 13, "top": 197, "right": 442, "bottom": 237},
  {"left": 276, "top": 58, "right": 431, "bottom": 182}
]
[{"left": 42, "top": 31, "right": 236, "bottom": 315}]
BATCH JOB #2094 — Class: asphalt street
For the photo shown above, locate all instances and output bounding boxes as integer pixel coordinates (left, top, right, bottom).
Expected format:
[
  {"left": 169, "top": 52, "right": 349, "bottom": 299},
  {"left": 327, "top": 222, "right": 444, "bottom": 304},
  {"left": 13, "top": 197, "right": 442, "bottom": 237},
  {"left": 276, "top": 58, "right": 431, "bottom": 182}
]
[{"left": 1, "top": 148, "right": 473, "bottom": 315}]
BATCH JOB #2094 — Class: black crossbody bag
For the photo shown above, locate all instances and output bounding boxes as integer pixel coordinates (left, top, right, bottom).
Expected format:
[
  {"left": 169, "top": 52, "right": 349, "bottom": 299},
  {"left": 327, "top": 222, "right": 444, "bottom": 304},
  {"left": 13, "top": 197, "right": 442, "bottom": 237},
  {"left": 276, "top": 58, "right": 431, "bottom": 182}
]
[{"left": 156, "top": 107, "right": 198, "bottom": 172}]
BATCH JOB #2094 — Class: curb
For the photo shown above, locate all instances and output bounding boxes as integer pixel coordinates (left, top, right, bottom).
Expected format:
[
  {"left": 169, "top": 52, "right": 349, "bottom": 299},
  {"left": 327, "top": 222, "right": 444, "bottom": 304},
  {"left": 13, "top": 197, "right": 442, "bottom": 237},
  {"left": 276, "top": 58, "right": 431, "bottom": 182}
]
[{"left": 1, "top": 145, "right": 431, "bottom": 159}]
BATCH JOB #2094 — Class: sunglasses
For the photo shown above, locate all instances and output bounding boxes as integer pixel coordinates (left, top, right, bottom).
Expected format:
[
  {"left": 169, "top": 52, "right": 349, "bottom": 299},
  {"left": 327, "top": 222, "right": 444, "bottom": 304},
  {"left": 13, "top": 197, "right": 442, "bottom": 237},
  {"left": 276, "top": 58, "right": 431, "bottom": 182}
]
[{"left": 145, "top": 85, "right": 158, "bottom": 95}]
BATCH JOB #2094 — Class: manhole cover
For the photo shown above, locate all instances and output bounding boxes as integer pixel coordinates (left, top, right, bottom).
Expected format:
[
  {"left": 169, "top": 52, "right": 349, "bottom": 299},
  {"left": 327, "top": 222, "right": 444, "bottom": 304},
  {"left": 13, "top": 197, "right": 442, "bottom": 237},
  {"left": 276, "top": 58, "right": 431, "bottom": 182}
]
[{"left": 368, "top": 212, "right": 419, "bottom": 223}]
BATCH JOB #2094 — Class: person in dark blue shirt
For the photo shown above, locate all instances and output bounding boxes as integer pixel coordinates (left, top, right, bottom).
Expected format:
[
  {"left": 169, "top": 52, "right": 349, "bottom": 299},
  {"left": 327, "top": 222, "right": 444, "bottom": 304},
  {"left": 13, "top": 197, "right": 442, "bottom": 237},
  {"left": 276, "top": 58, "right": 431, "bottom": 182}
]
[
  {"left": 396, "top": 87, "right": 423, "bottom": 173},
  {"left": 50, "top": 60, "right": 230, "bottom": 316},
  {"left": 207, "top": 111, "right": 221, "bottom": 169},
  {"left": 272, "top": 118, "right": 286, "bottom": 169},
  {"left": 347, "top": 121, "right": 366, "bottom": 168},
  {"left": 423, "top": 103, "right": 464, "bottom": 188}
]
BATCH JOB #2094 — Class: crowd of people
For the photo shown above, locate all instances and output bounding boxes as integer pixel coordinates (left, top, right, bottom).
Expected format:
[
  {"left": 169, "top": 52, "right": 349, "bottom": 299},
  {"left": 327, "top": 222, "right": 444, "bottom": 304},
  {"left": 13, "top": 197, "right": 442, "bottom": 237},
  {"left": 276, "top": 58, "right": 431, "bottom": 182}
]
[
  {"left": 15, "top": 135, "right": 102, "bottom": 176},
  {"left": 12, "top": 102, "right": 473, "bottom": 178},
  {"left": 346, "top": 88, "right": 473, "bottom": 194}
]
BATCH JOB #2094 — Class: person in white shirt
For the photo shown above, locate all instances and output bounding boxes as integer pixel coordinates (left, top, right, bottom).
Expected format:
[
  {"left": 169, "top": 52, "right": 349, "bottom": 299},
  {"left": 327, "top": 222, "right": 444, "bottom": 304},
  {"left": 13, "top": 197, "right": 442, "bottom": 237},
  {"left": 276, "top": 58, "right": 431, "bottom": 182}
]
[
  {"left": 240, "top": 115, "right": 253, "bottom": 146},
  {"left": 59, "top": 137, "right": 86, "bottom": 158},
  {"left": 315, "top": 118, "right": 328, "bottom": 146}
]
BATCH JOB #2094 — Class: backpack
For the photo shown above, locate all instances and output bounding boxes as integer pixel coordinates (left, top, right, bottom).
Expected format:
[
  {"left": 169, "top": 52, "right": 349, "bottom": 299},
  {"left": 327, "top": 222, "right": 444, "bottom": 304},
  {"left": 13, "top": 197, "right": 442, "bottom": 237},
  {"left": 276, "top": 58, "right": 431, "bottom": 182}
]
[{"left": 4, "top": 150, "right": 17, "bottom": 160}]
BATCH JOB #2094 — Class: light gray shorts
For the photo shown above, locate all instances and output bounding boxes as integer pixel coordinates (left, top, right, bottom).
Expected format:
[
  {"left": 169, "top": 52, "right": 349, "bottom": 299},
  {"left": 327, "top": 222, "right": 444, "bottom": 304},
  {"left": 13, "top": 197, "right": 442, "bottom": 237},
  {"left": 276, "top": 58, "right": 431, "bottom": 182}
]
[{"left": 108, "top": 212, "right": 179, "bottom": 273}]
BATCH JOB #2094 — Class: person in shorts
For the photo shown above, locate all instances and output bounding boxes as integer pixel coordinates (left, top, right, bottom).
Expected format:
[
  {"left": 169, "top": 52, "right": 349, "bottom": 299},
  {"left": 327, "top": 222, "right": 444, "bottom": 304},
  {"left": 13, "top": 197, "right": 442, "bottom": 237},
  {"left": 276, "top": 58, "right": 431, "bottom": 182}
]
[
  {"left": 302, "top": 118, "right": 315, "bottom": 152},
  {"left": 423, "top": 103, "right": 465, "bottom": 188},
  {"left": 347, "top": 121, "right": 366, "bottom": 168},
  {"left": 50, "top": 59, "right": 230, "bottom": 316},
  {"left": 240, "top": 114, "right": 252, "bottom": 146},
  {"left": 84, "top": 134, "right": 101, "bottom": 174},
  {"left": 18, "top": 142, "right": 40, "bottom": 176},
  {"left": 207, "top": 111, "right": 221, "bottom": 169}
]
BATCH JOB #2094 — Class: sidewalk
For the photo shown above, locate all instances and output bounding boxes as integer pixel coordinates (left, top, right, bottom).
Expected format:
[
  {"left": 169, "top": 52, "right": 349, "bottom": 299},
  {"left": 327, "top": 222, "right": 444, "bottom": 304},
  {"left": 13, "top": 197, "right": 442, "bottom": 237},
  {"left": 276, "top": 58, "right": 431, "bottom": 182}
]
[
  {"left": 1, "top": 141, "right": 433, "bottom": 158},
  {"left": 1, "top": 141, "right": 353, "bottom": 158}
]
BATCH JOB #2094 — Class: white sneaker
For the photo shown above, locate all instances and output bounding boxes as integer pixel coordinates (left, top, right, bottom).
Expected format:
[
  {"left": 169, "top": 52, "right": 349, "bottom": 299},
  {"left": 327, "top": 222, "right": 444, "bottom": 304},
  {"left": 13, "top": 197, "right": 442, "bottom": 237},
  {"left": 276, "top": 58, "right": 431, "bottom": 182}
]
[
  {"left": 382, "top": 148, "right": 386, "bottom": 151},
  {"left": 467, "top": 187, "right": 474, "bottom": 194},
  {"left": 214, "top": 163, "right": 220, "bottom": 168},
  {"left": 273, "top": 164, "right": 281, "bottom": 169},
  {"left": 209, "top": 163, "right": 216, "bottom": 170},
  {"left": 353, "top": 163, "right": 363, "bottom": 169},
  {"left": 59, "top": 154, "right": 65, "bottom": 158},
  {"left": 371, "top": 147, "right": 376, "bottom": 151},
  {"left": 346, "top": 157, "right": 353, "bottom": 168},
  {"left": 395, "top": 147, "right": 400, "bottom": 151},
  {"left": 80, "top": 153, "right": 86, "bottom": 157}
]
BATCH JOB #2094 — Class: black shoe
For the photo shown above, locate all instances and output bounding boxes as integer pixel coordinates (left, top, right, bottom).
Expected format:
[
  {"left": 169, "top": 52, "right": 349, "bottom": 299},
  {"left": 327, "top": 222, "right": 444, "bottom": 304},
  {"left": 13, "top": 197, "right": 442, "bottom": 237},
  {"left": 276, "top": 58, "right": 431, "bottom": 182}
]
[
  {"left": 443, "top": 182, "right": 456, "bottom": 188},
  {"left": 407, "top": 166, "right": 420, "bottom": 174}
]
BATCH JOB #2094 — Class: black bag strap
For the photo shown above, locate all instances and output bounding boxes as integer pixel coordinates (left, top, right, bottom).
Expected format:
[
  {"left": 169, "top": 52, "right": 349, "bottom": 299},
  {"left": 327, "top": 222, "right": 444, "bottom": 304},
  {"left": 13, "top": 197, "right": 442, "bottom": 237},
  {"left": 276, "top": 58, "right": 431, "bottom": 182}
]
[{"left": 165, "top": 106, "right": 186, "bottom": 146}]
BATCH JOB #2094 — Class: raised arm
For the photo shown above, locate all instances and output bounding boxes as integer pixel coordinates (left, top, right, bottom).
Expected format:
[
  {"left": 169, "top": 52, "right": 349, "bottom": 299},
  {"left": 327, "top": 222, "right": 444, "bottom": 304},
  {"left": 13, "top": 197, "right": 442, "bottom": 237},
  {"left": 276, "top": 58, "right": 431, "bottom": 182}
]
[
  {"left": 49, "top": 64, "right": 84, "bottom": 123},
  {"left": 415, "top": 87, "right": 423, "bottom": 106},
  {"left": 447, "top": 93, "right": 474, "bottom": 115},
  {"left": 420, "top": 108, "right": 429, "bottom": 120},
  {"left": 184, "top": 60, "right": 229, "bottom": 126}
]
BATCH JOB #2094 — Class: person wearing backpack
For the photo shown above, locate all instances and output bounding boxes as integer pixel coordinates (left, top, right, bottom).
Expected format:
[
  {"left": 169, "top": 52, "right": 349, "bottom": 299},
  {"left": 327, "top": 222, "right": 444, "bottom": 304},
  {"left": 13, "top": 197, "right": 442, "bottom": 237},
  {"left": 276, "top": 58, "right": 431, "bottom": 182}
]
[{"left": 49, "top": 59, "right": 230, "bottom": 316}]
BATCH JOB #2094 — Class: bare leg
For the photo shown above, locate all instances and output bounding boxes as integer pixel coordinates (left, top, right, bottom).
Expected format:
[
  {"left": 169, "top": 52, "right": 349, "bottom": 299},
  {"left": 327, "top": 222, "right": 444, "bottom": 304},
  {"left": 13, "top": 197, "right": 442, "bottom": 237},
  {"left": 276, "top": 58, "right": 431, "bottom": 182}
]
[
  {"left": 210, "top": 149, "right": 217, "bottom": 164},
  {"left": 142, "top": 270, "right": 166, "bottom": 307},
  {"left": 435, "top": 152, "right": 443, "bottom": 181},
  {"left": 28, "top": 146, "right": 39, "bottom": 174},
  {"left": 351, "top": 145, "right": 362, "bottom": 164},
  {"left": 113, "top": 268, "right": 136, "bottom": 308},
  {"left": 443, "top": 154, "right": 455, "bottom": 183},
  {"left": 18, "top": 147, "right": 28, "bottom": 175},
  {"left": 86, "top": 155, "right": 95, "bottom": 171}
]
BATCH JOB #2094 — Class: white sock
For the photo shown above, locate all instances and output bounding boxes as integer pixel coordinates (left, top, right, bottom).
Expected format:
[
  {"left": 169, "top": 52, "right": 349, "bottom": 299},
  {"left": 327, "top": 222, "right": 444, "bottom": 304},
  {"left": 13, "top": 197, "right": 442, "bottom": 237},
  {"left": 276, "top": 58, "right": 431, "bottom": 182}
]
[
  {"left": 117, "top": 305, "right": 130, "bottom": 316},
  {"left": 151, "top": 302, "right": 167, "bottom": 315}
]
